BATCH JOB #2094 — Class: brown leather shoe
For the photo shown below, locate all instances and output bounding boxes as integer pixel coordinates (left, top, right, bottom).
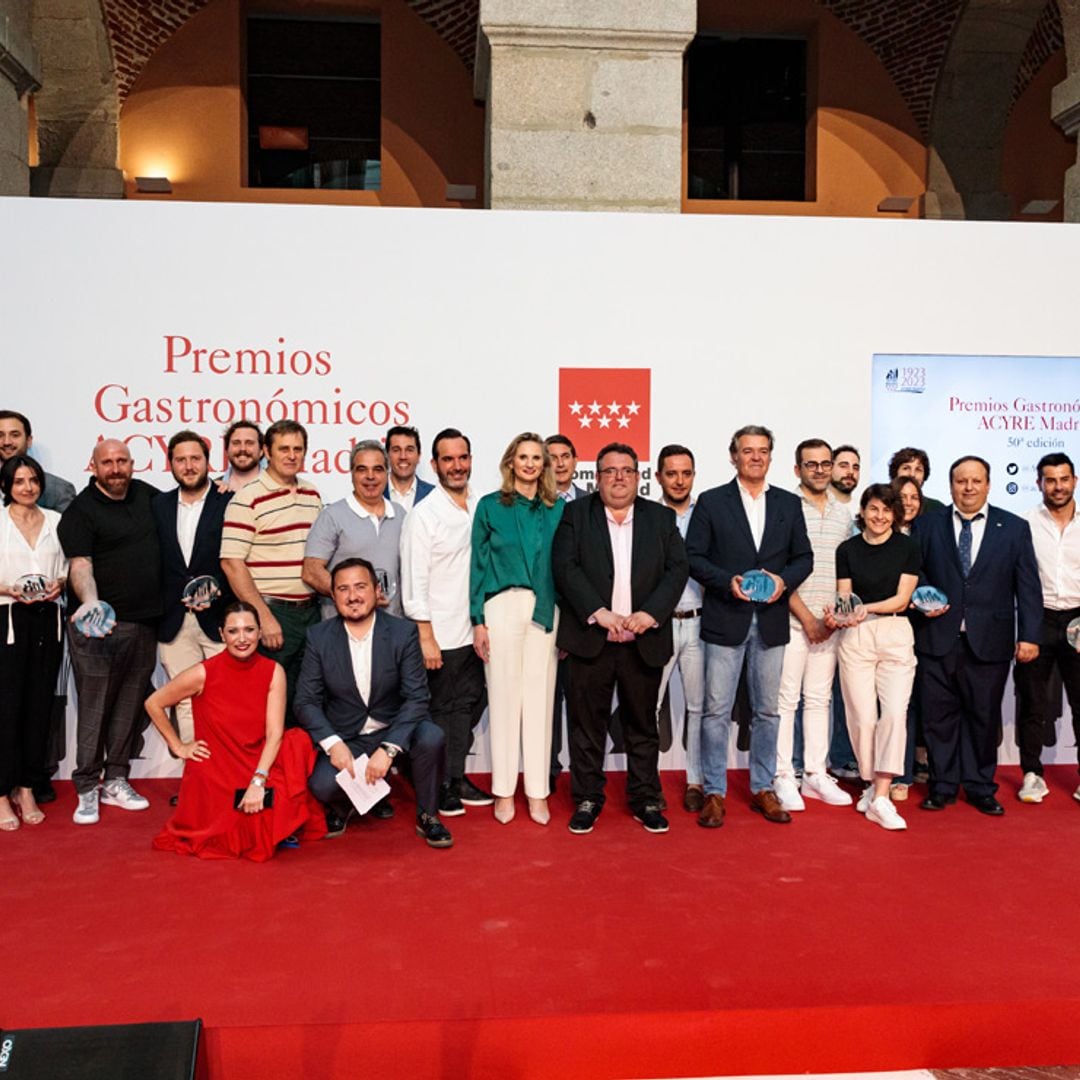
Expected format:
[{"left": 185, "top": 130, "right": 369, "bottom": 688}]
[
  {"left": 697, "top": 792, "right": 725, "bottom": 828},
  {"left": 683, "top": 785, "right": 705, "bottom": 813},
  {"left": 750, "top": 789, "right": 792, "bottom": 824}
]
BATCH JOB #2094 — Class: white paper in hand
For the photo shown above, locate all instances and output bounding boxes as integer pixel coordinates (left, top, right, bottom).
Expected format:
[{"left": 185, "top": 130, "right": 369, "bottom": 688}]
[{"left": 335, "top": 755, "right": 391, "bottom": 815}]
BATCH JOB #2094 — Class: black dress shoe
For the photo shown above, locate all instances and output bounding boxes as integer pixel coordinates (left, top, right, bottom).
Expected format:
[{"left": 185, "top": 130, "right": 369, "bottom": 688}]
[
  {"left": 416, "top": 812, "right": 453, "bottom": 848},
  {"left": 438, "top": 782, "right": 465, "bottom": 817},
  {"left": 324, "top": 810, "right": 353, "bottom": 838},
  {"left": 34, "top": 782, "right": 57, "bottom": 805},
  {"left": 370, "top": 797, "right": 394, "bottom": 820},
  {"left": 920, "top": 793, "right": 957, "bottom": 811},
  {"left": 968, "top": 794, "right": 1005, "bottom": 816}
]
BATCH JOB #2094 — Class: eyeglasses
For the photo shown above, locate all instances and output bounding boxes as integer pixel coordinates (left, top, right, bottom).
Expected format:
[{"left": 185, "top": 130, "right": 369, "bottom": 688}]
[
  {"left": 801, "top": 461, "right": 833, "bottom": 472},
  {"left": 598, "top": 467, "right": 639, "bottom": 479}
]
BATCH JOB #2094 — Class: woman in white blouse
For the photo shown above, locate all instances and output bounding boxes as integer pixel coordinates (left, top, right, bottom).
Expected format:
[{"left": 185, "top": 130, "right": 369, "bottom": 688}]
[{"left": 0, "top": 455, "right": 68, "bottom": 830}]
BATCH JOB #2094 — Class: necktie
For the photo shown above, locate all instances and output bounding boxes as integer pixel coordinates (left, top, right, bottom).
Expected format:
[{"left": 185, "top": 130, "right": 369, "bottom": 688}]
[{"left": 957, "top": 515, "right": 983, "bottom": 577}]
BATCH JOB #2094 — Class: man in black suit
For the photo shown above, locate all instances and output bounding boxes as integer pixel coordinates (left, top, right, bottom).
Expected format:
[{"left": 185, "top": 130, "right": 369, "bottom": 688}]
[
  {"left": 152, "top": 430, "right": 233, "bottom": 746},
  {"left": 913, "top": 455, "right": 1042, "bottom": 815},
  {"left": 686, "top": 424, "right": 813, "bottom": 828},
  {"left": 552, "top": 441, "right": 688, "bottom": 835},
  {"left": 294, "top": 558, "right": 451, "bottom": 847}
]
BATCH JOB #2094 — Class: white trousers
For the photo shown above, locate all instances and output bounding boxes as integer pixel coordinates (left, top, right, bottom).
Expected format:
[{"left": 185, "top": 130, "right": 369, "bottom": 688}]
[
  {"left": 837, "top": 616, "right": 915, "bottom": 780},
  {"left": 483, "top": 589, "right": 559, "bottom": 799},
  {"left": 158, "top": 611, "right": 225, "bottom": 742},
  {"left": 775, "top": 620, "right": 837, "bottom": 777}
]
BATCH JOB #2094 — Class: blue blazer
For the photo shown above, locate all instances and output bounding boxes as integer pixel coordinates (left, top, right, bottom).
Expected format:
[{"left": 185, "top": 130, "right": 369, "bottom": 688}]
[
  {"left": 686, "top": 480, "right": 813, "bottom": 648},
  {"left": 294, "top": 612, "right": 430, "bottom": 751},
  {"left": 151, "top": 484, "right": 233, "bottom": 643},
  {"left": 385, "top": 477, "right": 434, "bottom": 505},
  {"left": 911, "top": 504, "right": 1042, "bottom": 663}
]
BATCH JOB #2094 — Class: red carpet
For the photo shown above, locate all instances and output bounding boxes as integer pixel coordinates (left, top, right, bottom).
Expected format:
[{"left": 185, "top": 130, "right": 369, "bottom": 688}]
[{"left": 6, "top": 766, "right": 1080, "bottom": 1078}]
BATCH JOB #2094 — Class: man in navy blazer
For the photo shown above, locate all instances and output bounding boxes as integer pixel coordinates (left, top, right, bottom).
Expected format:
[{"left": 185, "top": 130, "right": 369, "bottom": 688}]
[
  {"left": 294, "top": 557, "right": 451, "bottom": 847},
  {"left": 912, "top": 455, "right": 1042, "bottom": 815},
  {"left": 686, "top": 425, "right": 813, "bottom": 827},
  {"left": 152, "top": 430, "right": 234, "bottom": 744},
  {"left": 384, "top": 424, "right": 434, "bottom": 511}
]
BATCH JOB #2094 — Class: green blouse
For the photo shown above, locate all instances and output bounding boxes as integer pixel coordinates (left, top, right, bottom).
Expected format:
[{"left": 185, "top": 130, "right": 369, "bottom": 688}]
[{"left": 470, "top": 491, "right": 564, "bottom": 632}]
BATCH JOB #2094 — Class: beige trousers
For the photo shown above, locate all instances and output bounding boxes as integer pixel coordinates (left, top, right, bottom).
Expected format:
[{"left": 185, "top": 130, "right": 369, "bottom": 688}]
[
  {"left": 158, "top": 611, "right": 225, "bottom": 742},
  {"left": 837, "top": 616, "right": 916, "bottom": 781},
  {"left": 483, "top": 589, "right": 559, "bottom": 799}
]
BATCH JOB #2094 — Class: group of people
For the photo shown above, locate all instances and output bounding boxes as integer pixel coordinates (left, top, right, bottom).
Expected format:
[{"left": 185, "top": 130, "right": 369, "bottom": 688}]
[{"left": 0, "top": 405, "right": 1076, "bottom": 855}]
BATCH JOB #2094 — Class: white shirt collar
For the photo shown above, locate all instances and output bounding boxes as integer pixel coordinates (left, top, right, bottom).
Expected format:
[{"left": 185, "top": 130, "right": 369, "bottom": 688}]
[{"left": 347, "top": 495, "right": 396, "bottom": 522}]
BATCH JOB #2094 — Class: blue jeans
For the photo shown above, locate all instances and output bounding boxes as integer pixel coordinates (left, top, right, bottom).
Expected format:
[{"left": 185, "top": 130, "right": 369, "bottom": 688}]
[
  {"left": 701, "top": 620, "right": 785, "bottom": 796},
  {"left": 656, "top": 615, "right": 705, "bottom": 785}
]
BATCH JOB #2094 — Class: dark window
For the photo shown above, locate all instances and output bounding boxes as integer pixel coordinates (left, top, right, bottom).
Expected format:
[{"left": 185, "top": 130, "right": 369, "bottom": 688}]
[
  {"left": 687, "top": 36, "right": 807, "bottom": 201},
  {"left": 247, "top": 16, "right": 380, "bottom": 190}
]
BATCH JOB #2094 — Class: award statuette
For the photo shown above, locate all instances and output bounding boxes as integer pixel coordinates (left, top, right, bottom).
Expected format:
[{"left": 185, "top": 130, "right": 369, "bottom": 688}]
[
  {"left": 830, "top": 592, "right": 864, "bottom": 627},
  {"left": 181, "top": 574, "right": 222, "bottom": 610},
  {"left": 14, "top": 573, "right": 49, "bottom": 602},
  {"left": 739, "top": 570, "right": 776, "bottom": 603},
  {"left": 73, "top": 600, "right": 117, "bottom": 638},
  {"left": 1067, "top": 616, "right": 1080, "bottom": 654},
  {"left": 375, "top": 567, "right": 397, "bottom": 604},
  {"left": 911, "top": 585, "right": 949, "bottom": 614}
]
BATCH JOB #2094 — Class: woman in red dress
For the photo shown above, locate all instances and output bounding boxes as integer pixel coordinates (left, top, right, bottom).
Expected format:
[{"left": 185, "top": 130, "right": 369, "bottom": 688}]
[{"left": 147, "top": 601, "right": 325, "bottom": 860}]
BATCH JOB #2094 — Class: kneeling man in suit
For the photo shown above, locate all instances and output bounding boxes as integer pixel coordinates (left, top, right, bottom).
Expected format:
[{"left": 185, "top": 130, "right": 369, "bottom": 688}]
[{"left": 295, "top": 557, "right": 452, "bottom": 847}]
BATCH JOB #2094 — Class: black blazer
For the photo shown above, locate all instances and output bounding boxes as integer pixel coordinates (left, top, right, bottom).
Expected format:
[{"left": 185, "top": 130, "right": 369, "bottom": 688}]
[
  {"left": 911, "top": 504, "right": 1042, "bottom": 663},
  {"left": 151, "top": 485, "right": 233, "bottom": 643},
  {"left": 686, "top": 480, "right": 813, "bottom": 648},
  {"left": 294, "top": 612, "right": 430, "bottom": 751},
  {"left": 552, "top": 493, "right": 688, "bottom": 668}
]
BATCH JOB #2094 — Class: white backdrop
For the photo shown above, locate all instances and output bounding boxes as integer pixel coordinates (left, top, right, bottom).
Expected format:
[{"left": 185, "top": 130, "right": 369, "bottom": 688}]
[{"left": 1, "top": 198, "right": 1077, "bottom": 777}]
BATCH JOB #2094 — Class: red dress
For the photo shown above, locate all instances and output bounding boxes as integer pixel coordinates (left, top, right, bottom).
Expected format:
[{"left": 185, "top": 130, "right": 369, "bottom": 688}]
[{"left": 153, "top": 651, "right": 326, "bottom": 861}]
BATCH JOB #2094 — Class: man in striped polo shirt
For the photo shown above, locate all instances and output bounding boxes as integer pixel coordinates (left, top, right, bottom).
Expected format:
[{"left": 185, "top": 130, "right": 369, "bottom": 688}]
[{"left": 220, "top": 419, "right": 322, "bottom": 723}]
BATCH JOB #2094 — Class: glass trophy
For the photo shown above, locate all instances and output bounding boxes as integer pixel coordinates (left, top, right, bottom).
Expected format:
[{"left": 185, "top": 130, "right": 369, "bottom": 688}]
[
  {"left": 911, "top": 585, "right": 948, "bottom": 614},
  {"left": 73, "top": 600, "right": 117, "bottom": 638},
  {"left": 830, "top": 592, "right": 864, "bottom": 627},
  {"left": 1067, "top": 616, "right": 1080, "bottom": 654},
  {"left": 375, "top": 567, "right": 397, "bottom": 604},
  {"left": 14, "top": 573, "right": 49, "bottom": 602},
  {"left": 182, "top": 574, "right": 222, "bottom": 609},
  {"left": 740, "top": 570, "right": 776, "bottom": 603}
]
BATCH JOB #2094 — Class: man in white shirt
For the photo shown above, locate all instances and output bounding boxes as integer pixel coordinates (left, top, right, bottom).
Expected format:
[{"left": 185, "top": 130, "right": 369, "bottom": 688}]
[
  {"left": 1015, "top": 452, "right": 1080, "bottom": 803},
  {"left": 773, "top": 438, "right": 853, "bottom": 811},
  {"left": 654, "top": 444, "right": 706, "bottom": 812},
  {"left": 384, "top": 425, "right": 434, "bottom": 512},
  {"left": 295, "top": 558, "right": 451, "bottom": 847},
  {"left": 400, "top": 427, "right": 492, "bottom": 816}
]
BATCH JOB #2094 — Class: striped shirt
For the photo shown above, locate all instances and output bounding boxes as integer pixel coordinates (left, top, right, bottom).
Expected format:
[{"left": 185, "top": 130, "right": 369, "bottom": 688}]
[
  {"left": 220, "top": 471, "right": 322, "bottom": 600},
  {"left": 793, "top": 489, "right": 852, "bottom": 618}
]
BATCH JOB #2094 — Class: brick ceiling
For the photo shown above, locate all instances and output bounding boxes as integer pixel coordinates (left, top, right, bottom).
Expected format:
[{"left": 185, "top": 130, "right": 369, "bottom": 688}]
[{"left": 103, "top": 0, "right": 1063, "bottom": 133}]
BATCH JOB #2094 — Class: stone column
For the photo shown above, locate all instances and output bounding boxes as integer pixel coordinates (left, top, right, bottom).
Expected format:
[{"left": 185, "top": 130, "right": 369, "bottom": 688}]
[
  {"left": 0, "top": 0, "right": 40, "bottom": 195},
  {"left": 1053, "top": 1, "right": 1080, "bottom": 221},
  {"left": 29, "top": 0, "right": 122, "bottom": 198},
  {"left": 477, "top": 0, "right": 696, "bottom": 212}
]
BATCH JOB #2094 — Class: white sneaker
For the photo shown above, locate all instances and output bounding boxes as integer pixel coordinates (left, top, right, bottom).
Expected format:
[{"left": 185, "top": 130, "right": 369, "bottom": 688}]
[
  {"left": 773, "top": 773, "right": 805, "bottom": 812},
  {"left": 801, "top": 771, "right": 853, "bottom": 806},
  {"left": 866, "top": 795, "right": 907, "bottom": 831},
  {"left": 73, "top": 789, "right": 100, "bottom": 825},
  {"left": 1018, "top": 772, "right": 1049, "bottom": 804},
  {"left": 100, "top": 778, "right": 149, "bottom": 811},
  {"left": 856, "top": 785, "right": 873, "bottom": 813}
]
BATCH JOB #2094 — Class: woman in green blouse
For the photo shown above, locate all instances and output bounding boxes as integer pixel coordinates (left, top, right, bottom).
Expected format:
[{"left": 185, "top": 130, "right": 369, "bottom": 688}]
[{"left": 471, "top": 433, "right": 564, "bottom": 825}]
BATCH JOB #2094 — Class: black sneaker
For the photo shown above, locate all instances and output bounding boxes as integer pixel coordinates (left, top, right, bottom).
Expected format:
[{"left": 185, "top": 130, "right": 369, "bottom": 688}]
[
  {"left": 370, "top": 796, "right": 394, "bottom": 820},
  {"left": 324, "top": 809, "right": 352, "bottom": 838},
  {"left": 633, "top": 804, "right": 669, "bottom": 834},
  {"left": 438, "top": 783, "right": 465, "bottom": 817},
  {"left": 416, "top": 812, "right": 454, "bottom": 848},
  {"left": 457, "top": 777, "right": 494, "bottom": 806},
  {"left": 568, "top": 799, "right": 601, "bottom": 834}
]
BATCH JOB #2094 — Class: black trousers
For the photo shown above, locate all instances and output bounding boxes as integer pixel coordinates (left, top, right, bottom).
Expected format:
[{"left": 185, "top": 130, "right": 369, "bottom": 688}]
[
  {"left": 427, "top": 644, "right": 486, "bottom": 781},
  {"left": 566, "top": 641, "right": 663, "bottom": 813},
  {"left": 919, "top": 634, "right": 1010, "bottom": 798},
  {"left": 308, "top": 719, "right": 445, "bottom": 817},
  {"left": 1014, "top": 606, "right": 1080, "bottom": 775},
  {"left": 549, "top": 654, "right": 569, "bottom": 787},
  {"left": 0, "top": 604, "right": 63, "bottom": 796}
]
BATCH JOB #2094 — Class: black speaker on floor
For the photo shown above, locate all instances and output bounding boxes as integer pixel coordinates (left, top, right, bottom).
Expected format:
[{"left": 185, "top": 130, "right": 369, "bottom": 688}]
[{"left": 0, "top": 1019, "right": 204, "bottom": 1079}]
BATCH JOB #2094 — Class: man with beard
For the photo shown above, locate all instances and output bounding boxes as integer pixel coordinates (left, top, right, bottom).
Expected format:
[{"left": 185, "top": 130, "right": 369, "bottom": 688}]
[
  {"left": 217, "top": 420, "right": 263, "bottom": 493},
  {"left": 400, "top": 427, "right": 493, "bottom": 816},
  {"left": 0, "top": 409, "right": 76, "bottom": 513},
  {"left": 830, "top": 444, "right": 860, "bottom": 506},
  {"left": 59, "top": 439, "right": 162, "bottom": 825},
  {"left": 1014, "top": 453, "right": 1080, "bottom": 803},
  {"left": 888, "top": 446, "right": 945, "bottom": 515},
  {"left": 151, "top": 430, "right": 233, "bottom": 744}
]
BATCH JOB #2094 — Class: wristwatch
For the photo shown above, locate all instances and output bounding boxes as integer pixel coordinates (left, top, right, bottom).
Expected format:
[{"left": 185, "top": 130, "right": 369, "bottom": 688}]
[
  {"left": 380, "top": 743, "right": 400, "bottom": 760},
  {"left": 250, "top": 775, "right": 266, "bottom": 788}
]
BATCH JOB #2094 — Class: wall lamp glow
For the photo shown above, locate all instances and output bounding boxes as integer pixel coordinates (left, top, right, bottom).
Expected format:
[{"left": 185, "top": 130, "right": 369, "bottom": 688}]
[{"left": 135, "top": 176, "right": 173, "bottom": 194}]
